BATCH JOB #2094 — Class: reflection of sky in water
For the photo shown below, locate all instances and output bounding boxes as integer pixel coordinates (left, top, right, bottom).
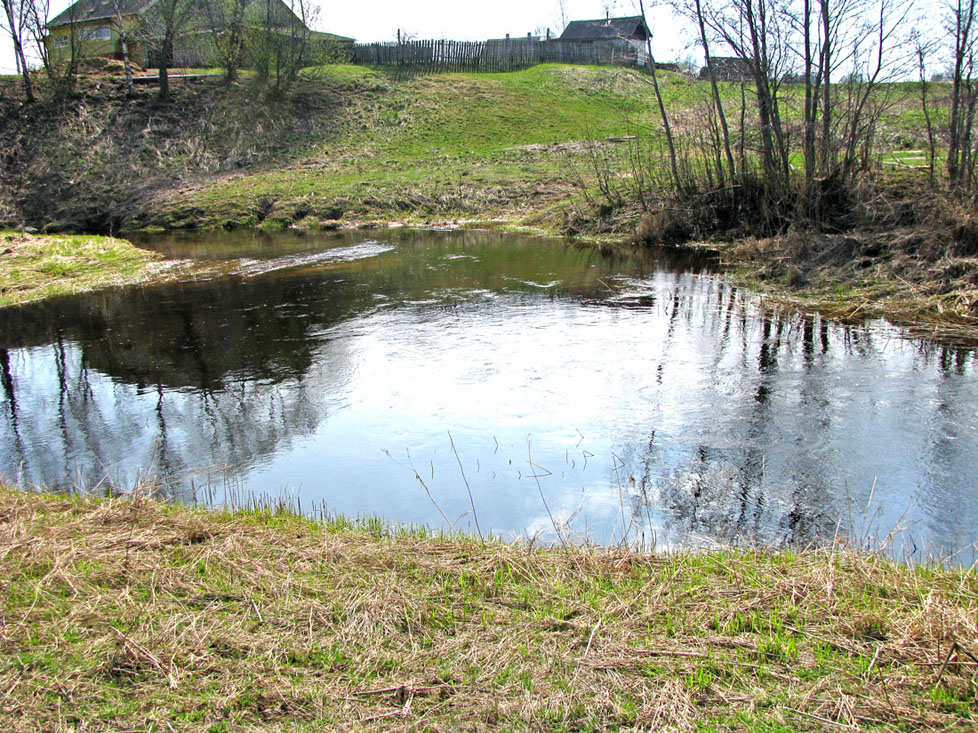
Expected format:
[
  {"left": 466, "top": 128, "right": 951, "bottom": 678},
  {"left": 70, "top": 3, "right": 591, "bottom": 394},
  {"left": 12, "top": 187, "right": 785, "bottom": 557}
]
[{"left": 1, "top": 230, "right": 977, "bottom": 564}]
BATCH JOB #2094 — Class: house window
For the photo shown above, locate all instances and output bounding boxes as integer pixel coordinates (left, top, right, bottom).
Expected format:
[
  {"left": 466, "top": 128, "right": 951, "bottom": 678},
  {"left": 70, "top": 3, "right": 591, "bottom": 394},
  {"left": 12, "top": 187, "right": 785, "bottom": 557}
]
[
  {"left": 81, "top": 25, "right": 111, "bottom": 41},
  {"left": 53, "top": 36, "right": 70, "bottom": 48}
]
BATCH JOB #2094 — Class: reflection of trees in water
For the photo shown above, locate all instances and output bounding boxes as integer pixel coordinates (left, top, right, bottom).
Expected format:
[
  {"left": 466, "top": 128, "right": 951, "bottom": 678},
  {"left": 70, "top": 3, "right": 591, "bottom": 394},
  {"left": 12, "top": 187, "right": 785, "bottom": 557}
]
[
  {"left": 2, "top": 231, "right": 976, "bottom": 557},
  {"left": 0, "top": 273, "right": 366, "bottom": 495},
  {"left": 623, "top": 297, "right": 900, "bottom": 550},
  {"left": 1, "top": 232, "right": 687, "bottom": 499},
  {"left": 0, "top": 338, "right": 343, "bottom": 496},
  {"left": 913, "top": 347, "right": 978, "bottom": 557},
  {"left": 0, "top": 348, "right": 27, "bottom": 474}
]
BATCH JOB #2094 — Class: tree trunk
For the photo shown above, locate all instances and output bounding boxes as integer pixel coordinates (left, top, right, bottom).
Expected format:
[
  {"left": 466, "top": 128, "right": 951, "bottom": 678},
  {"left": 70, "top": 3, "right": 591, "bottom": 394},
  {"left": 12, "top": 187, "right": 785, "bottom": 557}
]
[
  {"left": 819, "top": 0, "right": 831, "bottom": 174},
  {"left": 802, "top": 0, "right": 816, "bottom": 191},
  {"left": 948, "top": 0, "right": 976, "bottom": 188},
  {"left": 695, "top": 0, "right": 735, "bottom": 181},
  {"left": 639, "top": 0, "right": 682, "bottom": 192},
  {"left": 159, "top": 33, "right": 172, "bottom": 101},
  {"left": 916, "top": 45, "right": 937, "bottom": 187},
  {"left": 115, "top": 7, "right": 134, "bottom": 95},
  {"left": 2, "top": 0, "right": 34, "bottom": 102}
]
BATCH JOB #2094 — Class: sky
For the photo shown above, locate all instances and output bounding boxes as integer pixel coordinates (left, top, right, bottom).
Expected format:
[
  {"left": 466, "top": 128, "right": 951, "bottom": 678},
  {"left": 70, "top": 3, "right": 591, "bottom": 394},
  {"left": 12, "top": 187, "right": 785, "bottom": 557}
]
[{"left": 0, "top": 0, "right": 693, "bottom": 74}]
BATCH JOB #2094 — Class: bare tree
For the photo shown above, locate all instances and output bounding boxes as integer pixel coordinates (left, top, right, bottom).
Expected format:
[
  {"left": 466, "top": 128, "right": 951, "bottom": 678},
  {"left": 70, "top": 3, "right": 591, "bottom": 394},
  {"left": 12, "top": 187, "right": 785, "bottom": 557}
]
[
  {"left": 914, "top": 32, "right": 938, "bottom": 186},
  {"left": 395, "top": 28, "right": 418, "bottom": 44},
  {"left": 793, "top": 0, "right": 914, "bottom": 184},
  {"left": 204, "top": 0, "right": 250, "bottom": 82},
  {"left": 135, "top": 0, "right": 196, "bottom": 101},
  {"left": 23, "top": 0, "right": 82, "bottom": 98},
  {"left": 693, "top": 0, "right": 736, "bottom": 182},
  {"left": 110, "top": 0, "right": 135, "bottom": 94},
  {"left": 695, "top": 0, "right": 794, "bottom": 195},
  {"left": 555, "top": 0, "right": 570, "bottom": 33},
  {"left": 1, "top": 0, "right": 35, "bottom": 101},
  {"left": 947, "top": 0, "right": 978, "bottom": 188},
  {"left": 247, "top": 0, "right": 316, "bottom": 94},
  {"left": 44, "top": 24, "right": 84, "bottom": 98},
  {"left": 636, "top": 0, "right": 683, "bottom": 191}
]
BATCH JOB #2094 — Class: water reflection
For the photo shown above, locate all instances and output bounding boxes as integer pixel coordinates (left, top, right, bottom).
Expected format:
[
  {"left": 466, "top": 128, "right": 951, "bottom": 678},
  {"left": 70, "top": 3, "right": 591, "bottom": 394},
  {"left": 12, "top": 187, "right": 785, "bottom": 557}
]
[{"left": 1, "top": 229, "right": 975, "bottom": 563}]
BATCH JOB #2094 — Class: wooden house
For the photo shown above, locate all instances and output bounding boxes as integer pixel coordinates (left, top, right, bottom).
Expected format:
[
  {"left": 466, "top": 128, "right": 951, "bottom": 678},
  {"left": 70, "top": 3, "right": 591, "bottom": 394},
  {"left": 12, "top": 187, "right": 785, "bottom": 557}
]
[
  {"left": 44, "top": 0, "right": 354, "bottom": 69},
  {"left": 556, "top": 15, "right": 652, "bottom": 66},
  {"left": 699, "top": 57, "right": 753, "bottom": 82},
  {"left": 45, "top": 0, "right": 151, "bottom": 67}
]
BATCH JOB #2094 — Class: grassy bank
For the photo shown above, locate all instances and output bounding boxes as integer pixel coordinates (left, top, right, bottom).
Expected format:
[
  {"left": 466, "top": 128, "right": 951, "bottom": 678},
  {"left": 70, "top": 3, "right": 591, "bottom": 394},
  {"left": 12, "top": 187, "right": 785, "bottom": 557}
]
[
  {"left": 0, "top": 232, "right": 191, "bottom": 308},
  {"left": 1, "top": 486, "right": 976, "bottom": 731},
  {"left": 722, "top": 219, "right": 978, "bottom": 345},
  {"left": 132, "top": 64, "right": 671, "bottom": 234}
]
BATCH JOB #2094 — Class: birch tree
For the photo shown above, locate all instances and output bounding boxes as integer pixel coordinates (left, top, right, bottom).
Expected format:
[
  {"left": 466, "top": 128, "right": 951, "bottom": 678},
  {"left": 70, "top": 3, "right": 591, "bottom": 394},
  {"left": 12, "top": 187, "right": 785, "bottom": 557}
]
[{"left": 110, "top": 0, "right": 134, "bottom": 94}]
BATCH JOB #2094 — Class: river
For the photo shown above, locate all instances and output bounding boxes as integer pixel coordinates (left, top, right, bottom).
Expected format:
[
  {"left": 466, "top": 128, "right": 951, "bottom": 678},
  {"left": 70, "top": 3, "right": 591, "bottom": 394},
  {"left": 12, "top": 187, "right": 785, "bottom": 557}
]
[{"left": 1, "top": 229, "right": 975, "bottom": 563}]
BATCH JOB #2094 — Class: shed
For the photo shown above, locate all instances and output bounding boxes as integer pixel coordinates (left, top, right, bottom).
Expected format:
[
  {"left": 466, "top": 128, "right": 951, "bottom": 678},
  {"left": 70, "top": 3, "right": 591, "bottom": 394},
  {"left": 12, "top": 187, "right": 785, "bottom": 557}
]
[{"left": 699, "top": 57, "right": 753, "bottom": 82}]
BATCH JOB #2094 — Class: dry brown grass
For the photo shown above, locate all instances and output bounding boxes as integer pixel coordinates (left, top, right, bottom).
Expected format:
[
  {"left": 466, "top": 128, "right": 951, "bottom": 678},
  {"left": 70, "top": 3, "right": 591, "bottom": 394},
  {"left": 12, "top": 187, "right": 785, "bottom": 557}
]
[
  {"left": 1, "top": 486, "right": 976, "bottom": 731},
  {"left": 726, "top": 222, "right": 978, "bottom": 345}
]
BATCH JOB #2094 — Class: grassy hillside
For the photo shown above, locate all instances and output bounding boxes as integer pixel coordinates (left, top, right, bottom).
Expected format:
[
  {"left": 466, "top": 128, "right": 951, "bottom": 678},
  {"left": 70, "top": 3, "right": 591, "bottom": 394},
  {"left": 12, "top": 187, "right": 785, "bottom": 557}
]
[
  {"left": 138, "top": 64, "right": 677, "bottom": 232},
  {"left": 0, "top": 63, "right": 942, "bottom": 235},
  {"left": 139, "top": 65, "right": 939, "bottom": 233},
  {"left": 2, "top": 486, "right": 976, "bottom": 731}
]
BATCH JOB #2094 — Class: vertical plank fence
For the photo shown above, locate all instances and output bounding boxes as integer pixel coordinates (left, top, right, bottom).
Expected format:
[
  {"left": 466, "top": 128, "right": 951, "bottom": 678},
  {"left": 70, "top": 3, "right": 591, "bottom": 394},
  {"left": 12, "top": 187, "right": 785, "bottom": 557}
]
[{"left": 348, "top": 39, "right": 653, "bottom": 75}]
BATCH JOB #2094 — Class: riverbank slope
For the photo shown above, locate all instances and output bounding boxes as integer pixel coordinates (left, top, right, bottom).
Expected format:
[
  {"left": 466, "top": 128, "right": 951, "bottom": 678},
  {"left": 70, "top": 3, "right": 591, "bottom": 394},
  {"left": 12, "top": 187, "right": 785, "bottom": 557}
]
[
  {"left": 1, "top": 65, "right": 976, "bottom": 339},
  {"left": 1, "top": 486, "right": 975, "bottom": 730}
]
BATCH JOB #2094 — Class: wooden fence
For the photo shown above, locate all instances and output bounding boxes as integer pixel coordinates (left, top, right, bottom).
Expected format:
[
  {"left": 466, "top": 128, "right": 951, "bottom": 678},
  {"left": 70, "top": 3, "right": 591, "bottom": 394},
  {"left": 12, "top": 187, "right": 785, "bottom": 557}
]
[{"left": 349, "top": 39, "right": 652, "bottom": 74}]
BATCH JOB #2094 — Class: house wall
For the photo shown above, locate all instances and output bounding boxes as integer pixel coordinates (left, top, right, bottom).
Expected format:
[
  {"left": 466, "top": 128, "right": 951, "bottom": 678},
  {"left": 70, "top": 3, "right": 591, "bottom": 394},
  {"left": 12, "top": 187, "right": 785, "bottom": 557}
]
[{"left": 45, "top": 19, "right": 147, "bottom": 68}]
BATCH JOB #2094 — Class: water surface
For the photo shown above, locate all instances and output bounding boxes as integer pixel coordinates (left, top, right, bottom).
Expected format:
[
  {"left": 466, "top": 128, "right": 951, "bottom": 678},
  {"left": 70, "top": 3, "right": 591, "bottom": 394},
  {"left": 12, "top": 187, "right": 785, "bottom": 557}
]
[{"left": 1, "top": 229, "right": 975, "bottom": 562}]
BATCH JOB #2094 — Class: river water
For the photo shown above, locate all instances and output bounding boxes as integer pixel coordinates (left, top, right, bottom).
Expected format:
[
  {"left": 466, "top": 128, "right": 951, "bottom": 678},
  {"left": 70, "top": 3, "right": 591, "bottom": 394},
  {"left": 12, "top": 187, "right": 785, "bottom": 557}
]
[{"left": 1, "top": 229, "right": 976, "bottom": 562}]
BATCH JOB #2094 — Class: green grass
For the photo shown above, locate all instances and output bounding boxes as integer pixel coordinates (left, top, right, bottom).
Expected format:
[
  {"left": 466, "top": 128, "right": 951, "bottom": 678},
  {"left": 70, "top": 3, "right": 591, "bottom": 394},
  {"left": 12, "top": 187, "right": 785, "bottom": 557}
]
[
  {"left": 0, "top": 231, "right": 190, "bottom": 308},
  {"left": 141, "top": 64, "right": 693, "bottom": 231},
  {"left": 1, "top": 486, "right": 976, "bottom": 731},
  {"left": 140, "top": 64, "right": 948, "bottom": 238}
]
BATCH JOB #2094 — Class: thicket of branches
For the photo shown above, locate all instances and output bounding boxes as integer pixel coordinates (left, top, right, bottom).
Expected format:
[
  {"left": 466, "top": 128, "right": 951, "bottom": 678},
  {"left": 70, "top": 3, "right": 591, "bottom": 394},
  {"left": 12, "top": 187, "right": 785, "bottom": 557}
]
[
  {"left": 0, "top": 0, "right": 321, "bottom": 102},
  {"left": 621, "top": 0, "right": 978, "bottom": 240}
]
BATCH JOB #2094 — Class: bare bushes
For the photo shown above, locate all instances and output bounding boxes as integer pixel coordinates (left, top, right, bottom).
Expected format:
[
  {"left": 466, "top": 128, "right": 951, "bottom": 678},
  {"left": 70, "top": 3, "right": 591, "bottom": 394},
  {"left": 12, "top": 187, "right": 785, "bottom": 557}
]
[
  {"left": 635, "top": 174, "right": 792, "bottom": 245},
  {"left": 635, "top": 167, "right": 978, "bottom": 267}
]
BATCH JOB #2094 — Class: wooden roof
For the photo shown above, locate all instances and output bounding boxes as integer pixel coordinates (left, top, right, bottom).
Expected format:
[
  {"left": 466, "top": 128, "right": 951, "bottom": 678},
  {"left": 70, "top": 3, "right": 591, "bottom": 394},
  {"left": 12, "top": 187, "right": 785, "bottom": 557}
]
[
  {"left": 47, "top": 0, "right": 318, "bottom": 31},
  {"left": 48, "top": 0, "right": 153, "bottom": 28},
  {"left": 558, "top": 16, "right": 650, "bottom": 43}
]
